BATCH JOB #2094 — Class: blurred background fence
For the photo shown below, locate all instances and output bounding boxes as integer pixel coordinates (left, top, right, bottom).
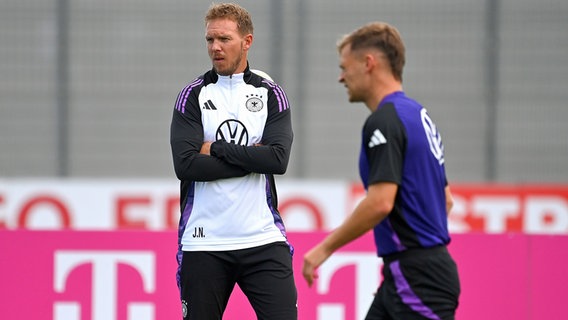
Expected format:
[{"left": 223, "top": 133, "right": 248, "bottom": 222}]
[{"left": 1, "top": 0, "right": 567, "bottom": 182}]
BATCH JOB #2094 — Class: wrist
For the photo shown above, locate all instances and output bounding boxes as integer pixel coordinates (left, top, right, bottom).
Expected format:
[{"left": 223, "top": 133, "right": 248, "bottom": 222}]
[{"left": 210, "top": 140, "right": 222, "bottom": 157}]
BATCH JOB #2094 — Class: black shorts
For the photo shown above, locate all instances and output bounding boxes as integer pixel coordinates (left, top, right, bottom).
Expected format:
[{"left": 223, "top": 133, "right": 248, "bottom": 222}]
[
  {"left": 365, "top": 246, "right": 460, "bottom": 320},
  {"left": 179, "top": 242, "right": 298, "bottom": 320}
]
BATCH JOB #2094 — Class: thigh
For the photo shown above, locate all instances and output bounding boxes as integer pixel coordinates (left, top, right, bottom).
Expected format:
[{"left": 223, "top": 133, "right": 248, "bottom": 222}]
[
  {"left": 389, "top": 253, "right": 460, "bottom": 320},
  {"left": 370, "top": 262, "right": 439, "bottom": 320},
  {"left": 365, "top": 284, "right": 394, "bottom": 320},
  {"left": 179, "top": 251, "right": 237, "bottom": 320},
  {"left": 237, "top": 242, "right": 298, "bottom": 320}
]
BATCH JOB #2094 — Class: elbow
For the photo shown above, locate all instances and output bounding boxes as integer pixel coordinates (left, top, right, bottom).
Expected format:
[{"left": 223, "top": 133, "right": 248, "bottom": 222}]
[
  {"left": 174, "top": 167, "right": 185, "bottom": 181},
  {"left": 173, "top": 163, "right": 187, "bottom": 181},
  {"left": 171, "top": 158, "right": 182, "bottom": 180},
  {"left": 367, "top": 197, "right": 394, "bottom": 220},
  {"left": 270, "top": 147, "right": 290, "bottom": 174},
  {"left": 270, "top": 160, "right": 289, "bottom": 175},
  {"left": 376, "top": 201, "right": 394, "bottom": 216},
  {"left": 272, "top": 161, "right": 288, "bottom": 175},
  {"left": 365, "top": 182, "right": 397, "bottom": 221},
  {"left": 445, "top": 187, "right": 454, "bottom": 215},
  {"left": 172, "top": 157, "right": 194, "bottom": 181},
  {"left": 446, "top": 195, "right": 454, "bottom": 215},
  {"left": 258, "top": 162, "right": 287, "bottom": 175}
]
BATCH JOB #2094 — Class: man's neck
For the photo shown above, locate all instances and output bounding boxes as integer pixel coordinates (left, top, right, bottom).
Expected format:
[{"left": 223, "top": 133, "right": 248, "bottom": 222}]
[{"left": 366, "top": 82, "right": 403, "bottom": 111}]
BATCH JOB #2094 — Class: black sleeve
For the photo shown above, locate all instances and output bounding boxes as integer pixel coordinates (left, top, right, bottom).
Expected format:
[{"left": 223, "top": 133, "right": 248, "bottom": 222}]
[
  {"left": 365, "top": 103, "right": 406, "bottom": 185},
  {"left": 210, "top": 85, "right": 293, "bottom": 174},
  {"left": 170, "top": 84, "right": 249, "bottom": 181}
]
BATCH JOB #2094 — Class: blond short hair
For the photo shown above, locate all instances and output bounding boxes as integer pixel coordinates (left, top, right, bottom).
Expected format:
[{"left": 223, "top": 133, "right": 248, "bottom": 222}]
[
  {"left": 205, "top": 3, "right": 254, "bottom": 36},
  {"left": 338, "top": 22, "right": 406, "bottom": 82}
]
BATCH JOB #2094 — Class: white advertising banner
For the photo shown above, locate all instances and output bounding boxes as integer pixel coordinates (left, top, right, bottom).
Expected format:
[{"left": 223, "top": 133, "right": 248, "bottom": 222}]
[
  {"left": 1, "top": 179, "right": 568, "bottom": 234},
  {"left": 0, "top": 179, "right": 351, "bottom": 232}
]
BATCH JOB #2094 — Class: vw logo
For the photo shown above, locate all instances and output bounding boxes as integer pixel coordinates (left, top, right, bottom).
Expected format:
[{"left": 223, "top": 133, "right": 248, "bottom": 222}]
[{"left": 216, "top": 119, "right": 249, "bottom": 145}]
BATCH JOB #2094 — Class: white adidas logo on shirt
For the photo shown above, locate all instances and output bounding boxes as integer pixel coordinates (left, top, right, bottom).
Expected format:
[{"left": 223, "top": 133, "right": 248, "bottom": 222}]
[{"left": 368, "top": 129, "right": 387, "bottom": 148}]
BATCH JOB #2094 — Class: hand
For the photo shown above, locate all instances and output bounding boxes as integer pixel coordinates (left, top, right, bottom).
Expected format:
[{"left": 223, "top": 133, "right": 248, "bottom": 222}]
[
  {"left": 200, "top": 142, "right": 213, "bottom": 155},
  {"left": 302, "top": 244, "right": 331, "bottom": 288}
]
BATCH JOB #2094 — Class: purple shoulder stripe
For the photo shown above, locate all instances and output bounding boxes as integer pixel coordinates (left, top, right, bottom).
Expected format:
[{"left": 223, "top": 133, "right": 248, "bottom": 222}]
[
  {"left": 175, "top": 78, "right": 203, "bottom": 113},
  {"left": 262, "top": 80, "right": 290, "bottom": 113}
]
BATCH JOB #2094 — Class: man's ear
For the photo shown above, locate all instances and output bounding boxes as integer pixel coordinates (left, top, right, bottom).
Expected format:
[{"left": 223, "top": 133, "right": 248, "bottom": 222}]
[
  {"left": 365, "top": 53, "right": 376, "bottom": 72},
  {"left": 243, "top": 34, "right": 253, "bottom": 51}
]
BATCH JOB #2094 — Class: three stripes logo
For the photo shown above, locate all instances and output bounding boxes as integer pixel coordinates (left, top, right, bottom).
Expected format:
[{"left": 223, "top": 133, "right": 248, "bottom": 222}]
[
  {"left": 368, "top": 129, "right": 387, "bottom": 148},
  {"left": 203, "top": 99, "right": 217, "bottom": 110}
]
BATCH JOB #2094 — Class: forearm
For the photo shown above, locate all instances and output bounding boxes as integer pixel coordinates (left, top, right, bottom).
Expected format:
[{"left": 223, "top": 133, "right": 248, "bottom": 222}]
[
  {"left": 210, "top": 139, "right": 291, "bottom": 174},
  {"left": 170, "top": 110, "right": 249, "bottom": 181},
  {"left": 172, "top": 151, "right": 249, "bottom": 181},
  {"left": 322, "top": 196, "right": 389, "bottom": 254},
  {"left": 210, "top": 104, "right": 293, "bottom": 174},
  {"left": 319, "top": 182, "right": 396, "bottom": 255}
]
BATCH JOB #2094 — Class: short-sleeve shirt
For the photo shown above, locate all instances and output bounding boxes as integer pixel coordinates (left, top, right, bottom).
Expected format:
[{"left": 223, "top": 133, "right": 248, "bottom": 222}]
[{"left": 359, "top": 91, "right": 450, "bottom": 257}]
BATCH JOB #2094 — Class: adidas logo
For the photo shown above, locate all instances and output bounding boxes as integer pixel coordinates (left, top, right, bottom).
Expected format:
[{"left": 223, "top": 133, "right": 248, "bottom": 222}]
[
  {"left": 202, "top": 99, "right": 217, "bottom": 110},
  {"left": 368, "top": 129, "right": 387, "bottom": 148}
]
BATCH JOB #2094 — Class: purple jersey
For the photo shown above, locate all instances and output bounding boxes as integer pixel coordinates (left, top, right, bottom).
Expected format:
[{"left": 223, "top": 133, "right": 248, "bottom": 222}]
[{"left": 359, "top": 91, "right": 450, "bottom": 257}]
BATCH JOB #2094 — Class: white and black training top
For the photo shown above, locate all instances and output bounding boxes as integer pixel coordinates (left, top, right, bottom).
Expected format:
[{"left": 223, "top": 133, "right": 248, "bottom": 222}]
[{"left": 170, "top": 65, "right": 293, "bottom": 254}]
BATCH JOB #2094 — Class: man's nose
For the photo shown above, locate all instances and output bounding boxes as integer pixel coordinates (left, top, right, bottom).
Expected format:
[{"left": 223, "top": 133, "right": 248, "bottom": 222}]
[{"left": 209, "top": 40, "right": 221, "bottom": 51}]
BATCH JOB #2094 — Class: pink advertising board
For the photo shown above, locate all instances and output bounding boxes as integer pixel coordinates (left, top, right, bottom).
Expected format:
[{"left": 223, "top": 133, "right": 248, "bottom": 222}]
[{"left": 1, "top": 231, "right": 566, "bottom": 320}]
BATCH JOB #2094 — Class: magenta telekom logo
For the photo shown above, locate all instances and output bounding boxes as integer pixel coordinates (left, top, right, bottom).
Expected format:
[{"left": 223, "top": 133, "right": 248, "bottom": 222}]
[
  {"left": 53, "top": 251, "right": 156, "bottom": 320},
  {"left": 315, "top": 253, "right": 382, "bottom": 320}
]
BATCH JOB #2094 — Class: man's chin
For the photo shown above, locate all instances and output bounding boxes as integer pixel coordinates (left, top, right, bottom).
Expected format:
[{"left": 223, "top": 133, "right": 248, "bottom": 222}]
[
  {"left": 214, "top": 68, "right": 231, "bottom": 76},
  {"left": 213, "top": 64, "right": 233, "bottom": 76},
  {"left": 348, "top": 96, "right": 363, "bottom": 104}
]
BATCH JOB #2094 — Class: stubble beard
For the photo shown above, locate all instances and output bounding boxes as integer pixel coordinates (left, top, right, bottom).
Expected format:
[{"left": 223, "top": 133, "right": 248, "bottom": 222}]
[
  {"left": 347, "top": 88, "right": 360, "bottom": 103},
  {"left": 213, "top": 47, "right": 245, "bottom": 76}
]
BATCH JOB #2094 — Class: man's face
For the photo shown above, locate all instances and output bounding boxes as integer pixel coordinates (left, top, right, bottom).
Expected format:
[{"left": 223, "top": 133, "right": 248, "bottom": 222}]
[
  {"left": 206, "top": 18, "right": 251, "bottom": 76},
  {"left": 338, "top": 45, "right": 367, "bottom": 103}
]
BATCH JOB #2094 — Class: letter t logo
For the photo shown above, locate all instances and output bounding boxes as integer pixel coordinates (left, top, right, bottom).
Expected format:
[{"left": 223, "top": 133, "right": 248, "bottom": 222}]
[
  {"left": 316, "top": 253, "right": 381, "bottom": 320},
  {"left": 53, "top": 250, "right": 156, "bottom": 320}
]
